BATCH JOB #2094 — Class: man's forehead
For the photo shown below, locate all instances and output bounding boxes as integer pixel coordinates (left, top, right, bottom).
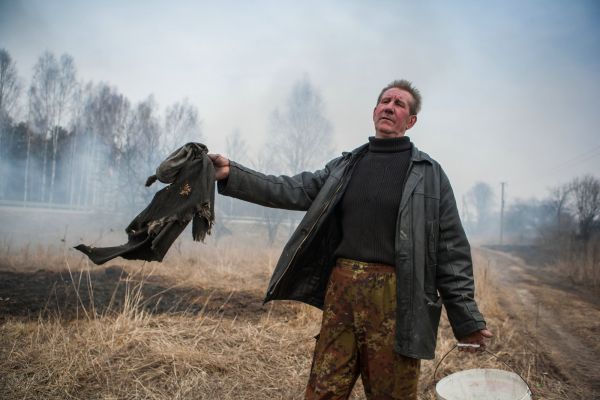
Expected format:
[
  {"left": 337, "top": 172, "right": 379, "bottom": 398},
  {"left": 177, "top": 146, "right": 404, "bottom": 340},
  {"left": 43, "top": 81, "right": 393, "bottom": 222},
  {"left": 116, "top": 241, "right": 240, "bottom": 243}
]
[{"left": 381, "top": 88, "right": 413, "bottom": 100}]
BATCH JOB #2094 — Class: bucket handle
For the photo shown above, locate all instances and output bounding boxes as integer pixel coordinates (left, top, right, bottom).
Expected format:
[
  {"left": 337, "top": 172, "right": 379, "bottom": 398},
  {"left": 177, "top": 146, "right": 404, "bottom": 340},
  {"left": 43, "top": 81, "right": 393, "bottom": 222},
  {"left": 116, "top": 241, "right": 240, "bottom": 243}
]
[{"left": 433, "top": 344, "right": 533, "bottom": 399}]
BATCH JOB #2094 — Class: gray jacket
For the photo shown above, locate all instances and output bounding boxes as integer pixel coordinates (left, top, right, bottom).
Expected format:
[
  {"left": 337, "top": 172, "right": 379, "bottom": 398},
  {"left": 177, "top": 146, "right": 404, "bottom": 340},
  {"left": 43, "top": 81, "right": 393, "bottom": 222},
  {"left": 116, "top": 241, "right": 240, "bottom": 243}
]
[{"left": 218, "top": 143, "right": 486, "bottom": 359}]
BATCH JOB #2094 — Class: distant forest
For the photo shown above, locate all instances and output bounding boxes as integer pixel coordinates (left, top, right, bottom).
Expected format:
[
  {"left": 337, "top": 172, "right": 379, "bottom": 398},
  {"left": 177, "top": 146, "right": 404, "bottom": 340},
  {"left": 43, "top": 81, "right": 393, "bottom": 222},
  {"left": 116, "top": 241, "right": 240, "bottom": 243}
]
[
  {"left": 0, "top": 49, "right": 206, "bottom": 210},
  {"left": 0, "top": 49, "right": 333, "bottom": 215}
]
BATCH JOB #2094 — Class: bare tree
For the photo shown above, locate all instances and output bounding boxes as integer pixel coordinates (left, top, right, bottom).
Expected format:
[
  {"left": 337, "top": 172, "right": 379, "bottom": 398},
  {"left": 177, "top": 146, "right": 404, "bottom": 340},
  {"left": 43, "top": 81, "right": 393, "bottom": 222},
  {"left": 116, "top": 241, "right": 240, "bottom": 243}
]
[
  {"left": 49, "top": 55, "right": 77, "bottom": 203},
  {"left": 466, "top": 181, "right": 495, "bottom": 234},
  {"left": 547, "top": 183, "right": 572, "bottom": 228},
  {"left": 28, "top": 52, "right": 78, "bottom": 203},
  {"left": 220, "top": 129, "right": 249, "bottom": 219},
  {"left": 270, "top": 77, "right": 333, "bottom": 174},
  {"left": 570, "top": 175, "right": 600, "bottom": 243},
  {"left": 226, "top": 128, "right": 249, "bottom": 165},
  {"left": 67, "top": 85, "right": 84, "bottom": 206},
  {"left": 253, "top": 148, "right": 288, "bottom": 245},
  {"left": 22, "top": 118, "right": 32, "bottom": 202},
  {"left": 0, "top": 49, "right": 21, "bottom": 117},
  {"left": 461, "top": 194, "right": 475, "bottom": 233},
  {"left": 28, "top": 53, "right": 54, "bottom": 202},
  {"left": 0, "top": 49, "right": 21, "bottom": 121},
  {"left": 122, "top": 95, "right": 162, "bottom": 209},
  {"left": 267, "top": 77, "right": 334, "bottom": 236},
  {"left": 77, "top": 82, "right": 130, "bottom": 209},
  {"left": 0, "top": 49, "right": 22, "bottom": 197},
  {"left": 162, "top": 99, "right": 202, "bottom": 155}
]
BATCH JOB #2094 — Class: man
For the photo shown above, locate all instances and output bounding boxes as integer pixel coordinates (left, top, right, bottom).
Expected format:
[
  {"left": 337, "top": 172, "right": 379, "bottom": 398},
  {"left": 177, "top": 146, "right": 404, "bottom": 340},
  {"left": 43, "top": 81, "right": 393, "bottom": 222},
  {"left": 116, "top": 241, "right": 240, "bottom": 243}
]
[{"left": 209, "top": 80, "right": 492, "bottom": 399}]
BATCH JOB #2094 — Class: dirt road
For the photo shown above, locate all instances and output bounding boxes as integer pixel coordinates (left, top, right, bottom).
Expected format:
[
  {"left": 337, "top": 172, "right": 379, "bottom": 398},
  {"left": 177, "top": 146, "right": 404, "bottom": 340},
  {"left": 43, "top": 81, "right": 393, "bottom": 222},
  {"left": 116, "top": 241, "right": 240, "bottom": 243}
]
[{"left": 478, "top": 247, "right": 600, "bottom": 398}]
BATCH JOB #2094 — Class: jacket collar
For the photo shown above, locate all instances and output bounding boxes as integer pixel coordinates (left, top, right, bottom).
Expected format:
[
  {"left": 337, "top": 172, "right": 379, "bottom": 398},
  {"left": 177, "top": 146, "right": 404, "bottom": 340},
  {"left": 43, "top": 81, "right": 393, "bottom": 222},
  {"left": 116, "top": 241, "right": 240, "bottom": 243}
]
[
  {"left": 341, "top": 142, "right": 368, "bottom": 160},
  {"left": 343, "top": 141, "right": 433, "bottom": 164},
  {"left": 410, "top": 145, "right": 434, "bottom": 164}
]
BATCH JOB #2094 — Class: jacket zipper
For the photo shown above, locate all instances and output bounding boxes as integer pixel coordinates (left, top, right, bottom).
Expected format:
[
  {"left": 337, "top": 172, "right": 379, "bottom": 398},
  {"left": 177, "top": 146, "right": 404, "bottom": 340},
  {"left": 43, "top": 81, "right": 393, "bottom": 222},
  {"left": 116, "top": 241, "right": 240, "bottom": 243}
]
[
  {"left": 396, "top": 159, "right": 414, "bottom": 343},
  {"left": 269, "top": 162, "right": 351, "bottom": 296}
]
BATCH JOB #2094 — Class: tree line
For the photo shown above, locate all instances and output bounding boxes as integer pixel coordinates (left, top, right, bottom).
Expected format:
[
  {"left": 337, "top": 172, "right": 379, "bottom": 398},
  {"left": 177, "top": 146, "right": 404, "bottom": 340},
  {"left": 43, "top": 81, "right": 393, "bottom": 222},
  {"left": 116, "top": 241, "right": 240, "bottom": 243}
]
[
  {"left": 0, "top": 49, "right": 204, "bottom": 211},
  {"left": 462, "top": 177, "right": 600, "bottom": 288},
  {"left": 5, "top": 48, "right": 595, "bottom": 257},
  {"left": 0, "top": 49, "right": 333, "bottom": 244}
]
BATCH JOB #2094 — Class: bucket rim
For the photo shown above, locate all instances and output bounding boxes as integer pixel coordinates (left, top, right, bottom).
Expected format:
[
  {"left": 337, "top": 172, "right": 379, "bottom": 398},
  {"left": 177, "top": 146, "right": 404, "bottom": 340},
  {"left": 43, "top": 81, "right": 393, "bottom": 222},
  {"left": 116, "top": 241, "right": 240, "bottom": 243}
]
[
  {"left": 436, "top": 368, "right": 532, "bottom": 400},
  {"left": 433, "top": 345, "right": 533, "bottom": 399},
  {"left": 437, "top": 367, "right": 531, "bottom": 384}
]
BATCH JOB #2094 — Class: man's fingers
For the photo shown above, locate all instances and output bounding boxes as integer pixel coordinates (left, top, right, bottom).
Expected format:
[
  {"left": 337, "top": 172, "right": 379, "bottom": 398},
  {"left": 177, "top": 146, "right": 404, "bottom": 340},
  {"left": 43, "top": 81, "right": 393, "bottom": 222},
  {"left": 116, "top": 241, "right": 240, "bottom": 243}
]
[
  {"left": 480, "top": 328, "right": 493, "bottom": 338},
  {"left": 208, "top": 153, "right": 222, "bottom": 163},
  {"left": 457, "top": 328, "right": 492, "bottom": 353},
  {"left": 208, "top": 153, "right": 230, "bottom": 167},
  {"left": 207, "top": 153, "right": 231, "bottom": 180}
]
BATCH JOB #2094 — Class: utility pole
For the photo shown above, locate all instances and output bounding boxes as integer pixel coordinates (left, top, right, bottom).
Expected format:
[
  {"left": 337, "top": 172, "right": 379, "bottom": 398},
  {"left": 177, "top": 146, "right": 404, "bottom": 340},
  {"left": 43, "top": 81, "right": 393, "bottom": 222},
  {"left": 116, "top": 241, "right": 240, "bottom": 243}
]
[{"left": 500, "top": 182, "right": 507, "bottom": 245}]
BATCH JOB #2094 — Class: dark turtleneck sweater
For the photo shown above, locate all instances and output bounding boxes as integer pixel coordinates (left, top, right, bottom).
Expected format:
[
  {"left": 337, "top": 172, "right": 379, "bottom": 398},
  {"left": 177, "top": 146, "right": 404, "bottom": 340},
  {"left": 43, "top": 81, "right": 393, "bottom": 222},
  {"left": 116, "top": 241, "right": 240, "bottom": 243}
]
[{"left": 334, "top": 135, "right": 412, "bottom": 266}]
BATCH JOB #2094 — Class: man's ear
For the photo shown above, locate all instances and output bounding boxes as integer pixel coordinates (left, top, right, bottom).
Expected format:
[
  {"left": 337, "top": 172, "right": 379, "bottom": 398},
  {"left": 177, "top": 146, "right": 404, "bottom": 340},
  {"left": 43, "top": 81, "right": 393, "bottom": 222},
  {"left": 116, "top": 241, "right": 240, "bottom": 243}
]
[{"left": 407, "top": 115, "right": 417, "bottom": 130}]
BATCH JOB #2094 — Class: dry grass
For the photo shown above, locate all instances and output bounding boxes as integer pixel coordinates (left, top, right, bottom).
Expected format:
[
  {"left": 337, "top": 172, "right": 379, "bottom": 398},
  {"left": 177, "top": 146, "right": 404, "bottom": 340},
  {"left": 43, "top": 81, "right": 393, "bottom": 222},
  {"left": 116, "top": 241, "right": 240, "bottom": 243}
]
[{"left": 0, "top": 235, "right": 581, "bottom": 399}]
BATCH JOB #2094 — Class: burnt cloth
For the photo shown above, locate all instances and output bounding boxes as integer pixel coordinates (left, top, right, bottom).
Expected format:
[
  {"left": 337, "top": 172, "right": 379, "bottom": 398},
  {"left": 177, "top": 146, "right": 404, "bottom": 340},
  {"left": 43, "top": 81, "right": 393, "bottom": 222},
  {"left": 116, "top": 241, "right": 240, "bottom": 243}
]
[{"left": 75, "top": 143, "right": 215, "bottom": 265}]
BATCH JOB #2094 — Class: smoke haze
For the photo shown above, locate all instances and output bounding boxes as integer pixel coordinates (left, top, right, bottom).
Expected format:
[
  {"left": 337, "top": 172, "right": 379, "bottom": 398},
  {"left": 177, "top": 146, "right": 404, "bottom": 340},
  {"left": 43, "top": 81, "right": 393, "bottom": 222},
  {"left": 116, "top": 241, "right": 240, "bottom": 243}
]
[{"left": 1, "top": 0, "right": 599, "bottom": 216}]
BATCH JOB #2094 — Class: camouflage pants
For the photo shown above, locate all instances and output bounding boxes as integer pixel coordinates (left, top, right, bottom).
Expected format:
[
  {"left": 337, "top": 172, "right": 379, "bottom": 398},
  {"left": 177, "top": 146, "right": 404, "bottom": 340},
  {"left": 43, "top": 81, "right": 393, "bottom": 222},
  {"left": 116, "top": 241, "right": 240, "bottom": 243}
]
[{"left": 305, "top": 258, "right": 420, "bottom": 400}]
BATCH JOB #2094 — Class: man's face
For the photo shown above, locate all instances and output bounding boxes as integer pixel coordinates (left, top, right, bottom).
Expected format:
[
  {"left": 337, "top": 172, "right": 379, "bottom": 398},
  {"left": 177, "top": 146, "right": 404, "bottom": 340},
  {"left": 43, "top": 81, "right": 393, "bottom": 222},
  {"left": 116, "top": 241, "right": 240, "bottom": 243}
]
[{"left": 372, "top": 88, "right": 417, "bottom": 138}]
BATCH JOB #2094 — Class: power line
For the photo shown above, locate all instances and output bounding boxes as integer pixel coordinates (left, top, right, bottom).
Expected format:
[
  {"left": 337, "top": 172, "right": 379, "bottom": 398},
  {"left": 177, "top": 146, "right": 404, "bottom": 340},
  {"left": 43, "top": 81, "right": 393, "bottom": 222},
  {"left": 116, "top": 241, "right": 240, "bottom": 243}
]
[
  {"left": 523, "top": 144, "right": 600, "bottom": 186},
  {"left": 545, "top": 144, "right": 600, "bottom": 174}
]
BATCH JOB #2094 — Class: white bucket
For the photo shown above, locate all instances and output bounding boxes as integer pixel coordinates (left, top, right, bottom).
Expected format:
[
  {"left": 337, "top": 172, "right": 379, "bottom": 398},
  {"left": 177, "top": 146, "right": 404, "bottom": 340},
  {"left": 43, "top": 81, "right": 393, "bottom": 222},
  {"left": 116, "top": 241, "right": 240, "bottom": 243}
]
[{"left": 436, "top": 368, "right": 532, "bottom": 400}]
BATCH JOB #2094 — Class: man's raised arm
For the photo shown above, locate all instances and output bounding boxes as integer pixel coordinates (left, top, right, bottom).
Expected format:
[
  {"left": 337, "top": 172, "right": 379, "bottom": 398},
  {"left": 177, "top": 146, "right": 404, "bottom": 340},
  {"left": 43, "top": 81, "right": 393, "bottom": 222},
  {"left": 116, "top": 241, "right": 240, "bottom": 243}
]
[{"left": 207, "top": 153, "right": 342, "bottom": 211}]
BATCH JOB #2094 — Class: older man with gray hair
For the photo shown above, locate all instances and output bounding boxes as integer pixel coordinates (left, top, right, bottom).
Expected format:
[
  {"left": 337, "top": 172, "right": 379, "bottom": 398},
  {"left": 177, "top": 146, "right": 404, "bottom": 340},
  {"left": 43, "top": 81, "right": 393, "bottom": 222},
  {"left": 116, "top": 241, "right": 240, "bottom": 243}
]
[{"left": 209, "top": 79, "right": 492, "bottom": 399}]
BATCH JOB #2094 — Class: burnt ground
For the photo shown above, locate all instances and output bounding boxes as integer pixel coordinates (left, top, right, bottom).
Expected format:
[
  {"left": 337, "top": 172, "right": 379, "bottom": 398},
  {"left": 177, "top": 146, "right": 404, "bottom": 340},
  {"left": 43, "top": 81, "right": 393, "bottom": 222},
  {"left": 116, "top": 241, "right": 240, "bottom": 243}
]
[
  {"left": 0, "top": 264, "right": 296, "bottom": 323},
  {"left": 1, "top": 247, "right": 598, "bottom": 398},
  {"left": 478, "top": 247, "right": 600, "bottom": 398}
]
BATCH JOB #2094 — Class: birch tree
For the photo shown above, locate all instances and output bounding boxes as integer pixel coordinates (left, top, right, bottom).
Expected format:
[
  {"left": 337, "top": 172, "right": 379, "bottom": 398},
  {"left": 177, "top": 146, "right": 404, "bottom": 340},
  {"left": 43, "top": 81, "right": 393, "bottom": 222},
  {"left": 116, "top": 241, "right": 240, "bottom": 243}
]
[
  {"left": 162, "top": 99, "right": 202, "bottom": 156},
  {"left": 77, "top": 82, "right": 130, "bottom": 208},
  {"left": 267, "top": 77, "right": 334, "bottom": 236},
  {"left": 49, "top": 54, "right": 77, "bottom": 203},
  {"left": 270, "top": 77, "right": 333, "bottom": 174},
  {"left": 122, "top": 96, "right": 161, "bottom": 209},
  {"left": 28, "top": 52, "right": 77, "bottom": 203}
]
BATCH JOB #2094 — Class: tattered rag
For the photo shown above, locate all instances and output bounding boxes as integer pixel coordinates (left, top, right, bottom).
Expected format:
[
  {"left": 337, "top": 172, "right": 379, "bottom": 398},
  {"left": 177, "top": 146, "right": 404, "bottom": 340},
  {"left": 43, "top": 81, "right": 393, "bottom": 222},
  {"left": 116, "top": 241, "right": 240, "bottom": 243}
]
[{"left": 75, "top": 143, "right": 215, "bottom": 265}]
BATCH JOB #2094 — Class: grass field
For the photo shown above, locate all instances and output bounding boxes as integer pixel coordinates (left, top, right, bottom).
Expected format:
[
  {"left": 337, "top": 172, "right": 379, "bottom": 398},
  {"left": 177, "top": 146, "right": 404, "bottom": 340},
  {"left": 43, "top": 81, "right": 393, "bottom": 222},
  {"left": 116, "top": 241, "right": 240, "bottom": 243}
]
[{"left": 0, "top": 234, "right": 581, "bottom": 399}]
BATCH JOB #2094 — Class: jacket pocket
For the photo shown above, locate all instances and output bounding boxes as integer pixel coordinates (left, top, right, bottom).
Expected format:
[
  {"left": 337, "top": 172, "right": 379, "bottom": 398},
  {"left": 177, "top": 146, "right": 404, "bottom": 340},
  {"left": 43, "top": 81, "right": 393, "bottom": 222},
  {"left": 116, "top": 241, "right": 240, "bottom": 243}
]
[{"left": 426, "top": 295, "right": 442, "bottom": 330}]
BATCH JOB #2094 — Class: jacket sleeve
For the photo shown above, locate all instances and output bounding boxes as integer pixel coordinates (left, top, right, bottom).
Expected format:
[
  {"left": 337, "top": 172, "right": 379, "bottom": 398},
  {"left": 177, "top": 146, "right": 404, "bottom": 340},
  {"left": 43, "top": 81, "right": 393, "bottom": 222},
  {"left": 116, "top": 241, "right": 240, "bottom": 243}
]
[
  {"left": 435, "top": 167, "right": 487, "bottom": 339},
  {"left": 217, "top": 157, "right": 342, "bottom": 211}
]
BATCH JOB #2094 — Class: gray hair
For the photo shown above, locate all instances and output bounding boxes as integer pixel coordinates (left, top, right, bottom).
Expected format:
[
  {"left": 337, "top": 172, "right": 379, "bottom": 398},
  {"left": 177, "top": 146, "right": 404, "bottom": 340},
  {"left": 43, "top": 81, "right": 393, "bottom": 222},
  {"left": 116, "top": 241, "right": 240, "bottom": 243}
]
[{"left": 376, "top": 79, "right": 422, "bottom": 115}]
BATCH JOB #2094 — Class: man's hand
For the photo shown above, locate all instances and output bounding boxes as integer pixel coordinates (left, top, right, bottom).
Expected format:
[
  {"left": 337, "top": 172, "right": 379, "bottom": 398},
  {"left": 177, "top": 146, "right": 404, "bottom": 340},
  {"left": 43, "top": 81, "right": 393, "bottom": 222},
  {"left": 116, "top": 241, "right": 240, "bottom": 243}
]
[
  {"left": 208, "top": 154, "right": 230, "bottom": 181},
  {"left": 458, "top": 328, "right": 493, "bottom": 353}
]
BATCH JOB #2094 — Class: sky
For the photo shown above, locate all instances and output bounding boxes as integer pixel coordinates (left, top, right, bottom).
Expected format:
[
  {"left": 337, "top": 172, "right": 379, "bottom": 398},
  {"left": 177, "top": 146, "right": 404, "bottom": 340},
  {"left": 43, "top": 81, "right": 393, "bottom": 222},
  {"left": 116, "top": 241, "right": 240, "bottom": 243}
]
[{"left": 1, "top": 0, "right": 599, "bottom": 205}]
